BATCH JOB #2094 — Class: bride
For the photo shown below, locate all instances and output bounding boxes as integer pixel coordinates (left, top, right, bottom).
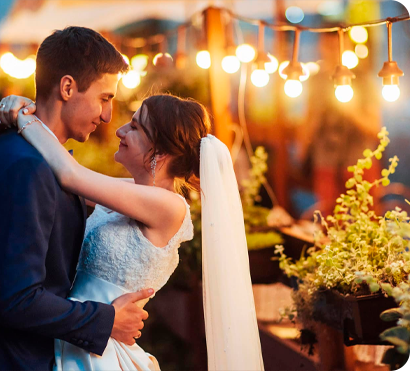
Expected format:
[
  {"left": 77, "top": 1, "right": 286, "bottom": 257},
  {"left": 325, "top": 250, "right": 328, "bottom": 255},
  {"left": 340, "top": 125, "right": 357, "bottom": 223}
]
[{"left": 3, "top": 93, "right": 264, "bottom": 371}]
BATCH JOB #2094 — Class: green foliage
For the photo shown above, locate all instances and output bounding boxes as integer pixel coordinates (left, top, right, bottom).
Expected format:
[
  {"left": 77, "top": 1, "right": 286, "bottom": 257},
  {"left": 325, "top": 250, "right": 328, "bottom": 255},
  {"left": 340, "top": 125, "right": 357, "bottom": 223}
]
[{"left": 275, "top": 127, "right": 410, "bottom": 325}]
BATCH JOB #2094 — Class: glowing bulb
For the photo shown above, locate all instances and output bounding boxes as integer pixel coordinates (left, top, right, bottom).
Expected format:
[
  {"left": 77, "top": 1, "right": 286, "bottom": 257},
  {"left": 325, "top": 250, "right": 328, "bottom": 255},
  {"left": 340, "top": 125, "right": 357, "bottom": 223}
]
[
  {"left": 284, "top": 80, "right": 303, "bottom": 98},
  {"left": 382, "top": 85, "right": 400, "bottom": 102},
  {"left": 285, "top": 6, "right": 304, "bottom": 24},
  {"left": 349, "top": 26, "right": 368, "bottom": 44},
  {"left": 279, "top": 61, "right": 309, "bottom": 81},
  {"left": 121, "top": 71, "right": 141, "bottom": 89},
  {"left": 131, "top": 54, "right": 148, "bottom": 71},
  {"left": 251, "top": 69, "right": 269, "bottom": 87},
  {"left": 264, "top": 54, "right": 278, "bottom": 74},
  {"left": 299, "top": 63, "right": 310, "bottom": 82},
  {"left": 0, "top": 52, "right": 36, "bottom": 79},
  {"left": 335, "top": 85, "right": 354, "bottom": 103},
  {"left": 196, "top": 50, "right": 211, "bottom": 69},
  {"left": 236, "top": 44, "right": 256, "bottom": 63},
  {"left": 355, "top": 44, "right": 369, "bottom": 59},
  {"left": 221, "top": 55, "right": 240, "bottom": 74},
  {"left": 153, "top": 53, "right": 173, "bottom": 67},
  {"left": 121, "top": 54, "right": 130, "bottom": 65},
  {"left": 342, "top": 51, "right": 359, "bottom": 69}
]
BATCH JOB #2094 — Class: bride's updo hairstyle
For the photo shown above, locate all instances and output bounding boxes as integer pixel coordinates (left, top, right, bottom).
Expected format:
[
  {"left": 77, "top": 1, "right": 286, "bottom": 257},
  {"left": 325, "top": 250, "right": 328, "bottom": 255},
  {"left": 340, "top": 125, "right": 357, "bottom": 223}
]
[{"left": 140, "top": 94, "right": 211, "bottom": 193}]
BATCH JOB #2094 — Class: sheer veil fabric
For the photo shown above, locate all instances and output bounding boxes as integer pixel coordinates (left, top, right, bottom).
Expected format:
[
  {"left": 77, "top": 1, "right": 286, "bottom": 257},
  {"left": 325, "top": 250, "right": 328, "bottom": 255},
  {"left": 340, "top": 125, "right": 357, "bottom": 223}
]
[{"left": 200, "top": 135, "right": 265, "bottom": 371}]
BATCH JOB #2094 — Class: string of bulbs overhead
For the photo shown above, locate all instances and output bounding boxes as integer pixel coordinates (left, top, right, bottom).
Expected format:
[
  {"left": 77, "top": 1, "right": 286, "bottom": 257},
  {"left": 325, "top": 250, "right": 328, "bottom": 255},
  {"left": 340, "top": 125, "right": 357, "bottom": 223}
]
[{"left": 119, "top": 7, "right": 410, "bottom": 103}]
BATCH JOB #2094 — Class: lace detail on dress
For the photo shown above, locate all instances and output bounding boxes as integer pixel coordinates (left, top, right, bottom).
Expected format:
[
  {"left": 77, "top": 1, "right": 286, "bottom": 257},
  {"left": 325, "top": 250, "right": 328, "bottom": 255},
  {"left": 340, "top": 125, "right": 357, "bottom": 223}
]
[{"left": 77, "top": 197, "right": 193, "bottom": 293}]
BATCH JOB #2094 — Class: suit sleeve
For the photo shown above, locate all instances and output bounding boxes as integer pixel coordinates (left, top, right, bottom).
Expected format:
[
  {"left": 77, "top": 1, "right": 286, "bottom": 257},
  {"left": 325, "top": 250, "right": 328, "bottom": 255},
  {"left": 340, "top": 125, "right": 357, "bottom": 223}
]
[{"left": 0, "top": 157, "right": 115, "bottom": 356}]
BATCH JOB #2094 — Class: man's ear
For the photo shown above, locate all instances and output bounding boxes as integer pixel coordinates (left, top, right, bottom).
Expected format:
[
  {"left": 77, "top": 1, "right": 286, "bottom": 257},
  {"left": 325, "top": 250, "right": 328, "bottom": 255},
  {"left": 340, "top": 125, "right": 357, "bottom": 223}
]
[{"left": 60, "top": 75, "right": 76, "bottom": 101}]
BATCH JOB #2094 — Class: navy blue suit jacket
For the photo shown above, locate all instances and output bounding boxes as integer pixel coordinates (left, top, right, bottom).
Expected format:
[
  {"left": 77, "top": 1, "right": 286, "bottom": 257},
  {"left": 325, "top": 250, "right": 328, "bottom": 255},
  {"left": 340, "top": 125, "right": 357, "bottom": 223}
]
[{"left": 0, "top": 130, "right": 115, "bottom": 371}]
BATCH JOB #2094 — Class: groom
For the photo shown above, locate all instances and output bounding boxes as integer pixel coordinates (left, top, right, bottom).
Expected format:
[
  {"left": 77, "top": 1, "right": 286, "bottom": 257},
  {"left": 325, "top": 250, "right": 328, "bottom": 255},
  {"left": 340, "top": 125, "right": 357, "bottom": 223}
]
[{"left": 0, "top": 27, "right": 152, "bottom": 371}]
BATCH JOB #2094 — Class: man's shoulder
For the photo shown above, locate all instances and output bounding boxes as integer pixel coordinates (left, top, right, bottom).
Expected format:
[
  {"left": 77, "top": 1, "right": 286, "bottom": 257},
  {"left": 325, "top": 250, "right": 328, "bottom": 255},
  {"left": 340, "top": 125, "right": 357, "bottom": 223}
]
[{"left": 0, "top": 129, "right": 51, "bottom": 173}]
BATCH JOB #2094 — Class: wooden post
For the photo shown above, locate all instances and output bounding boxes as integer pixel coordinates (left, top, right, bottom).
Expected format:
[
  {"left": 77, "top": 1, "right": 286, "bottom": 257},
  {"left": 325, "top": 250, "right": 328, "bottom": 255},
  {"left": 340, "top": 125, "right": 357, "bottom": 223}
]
[
  {"left": 269, "top": 0, "right": 290, "bottom": 209},
  {"left": 205, "top": 7, "right": 233, "bottom": 149}
]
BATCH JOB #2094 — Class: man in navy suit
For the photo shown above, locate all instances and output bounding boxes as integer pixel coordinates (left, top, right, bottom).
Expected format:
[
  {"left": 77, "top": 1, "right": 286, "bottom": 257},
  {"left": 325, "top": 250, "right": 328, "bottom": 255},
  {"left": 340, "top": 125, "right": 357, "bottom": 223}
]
[{"left": 0, "top": 27, "right": 153, "bottom": 371}]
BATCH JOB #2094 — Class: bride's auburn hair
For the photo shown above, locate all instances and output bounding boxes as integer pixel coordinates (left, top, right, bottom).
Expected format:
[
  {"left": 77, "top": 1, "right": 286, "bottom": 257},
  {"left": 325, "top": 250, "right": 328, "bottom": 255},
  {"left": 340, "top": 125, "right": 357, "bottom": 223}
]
[{"left": 140, "top": 94, "right": 212, "bottom": 193}]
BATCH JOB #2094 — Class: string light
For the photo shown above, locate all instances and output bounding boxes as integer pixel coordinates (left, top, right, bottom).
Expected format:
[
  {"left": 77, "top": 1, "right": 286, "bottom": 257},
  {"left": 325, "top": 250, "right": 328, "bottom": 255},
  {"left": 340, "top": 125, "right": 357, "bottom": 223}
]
[
  {"left": 251, "top": 22, "right": 270, "bottom": 87},
  {"left": 332, "top": 29, "right": 355, "bottom": 103},
  {"left": 355, "top": 44, "right": 369, "bottom": 59},
  {"left": 342, "top": 50, "right": 359, "bottom": 69},
  {"left": 196, "top": 50, "right": 211, "bottom": 69},
  {"left": 282, "top": 29, "right": 304, "bottom": 98},
  {"left": 236, "top": 44, "right": 256, "bottom": 63},
  {"left": 349, "top": 26, "right": 368, "bottom": 44},
  {"left": 221, "top": 18, "right": 240, "bottom": 74},
  {"left": 378, "top": 21, "right": 403, "bottom": 102},
  {"left": 0, "top": 52, "right": 36, "bottom": 79}
]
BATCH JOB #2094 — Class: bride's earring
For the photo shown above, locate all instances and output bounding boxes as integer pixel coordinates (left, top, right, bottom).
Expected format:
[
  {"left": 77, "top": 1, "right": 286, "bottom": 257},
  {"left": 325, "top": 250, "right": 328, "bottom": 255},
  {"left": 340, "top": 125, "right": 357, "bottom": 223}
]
[{"left": 150, "top": 156, "right": 157, "bottom": 186}]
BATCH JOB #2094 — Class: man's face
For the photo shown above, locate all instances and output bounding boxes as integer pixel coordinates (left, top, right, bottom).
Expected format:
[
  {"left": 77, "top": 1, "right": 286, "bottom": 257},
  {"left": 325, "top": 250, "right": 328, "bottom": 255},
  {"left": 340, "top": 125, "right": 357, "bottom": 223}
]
[{"left": 62, "top": 73, "right": 119, "bottom": 142}]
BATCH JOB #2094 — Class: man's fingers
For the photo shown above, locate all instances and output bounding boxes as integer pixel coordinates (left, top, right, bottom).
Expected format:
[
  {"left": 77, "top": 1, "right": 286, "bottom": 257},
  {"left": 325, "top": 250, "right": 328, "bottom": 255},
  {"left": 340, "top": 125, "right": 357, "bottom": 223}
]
[{"left": 129, "top": 288, "right": 154, "bottom": 303}]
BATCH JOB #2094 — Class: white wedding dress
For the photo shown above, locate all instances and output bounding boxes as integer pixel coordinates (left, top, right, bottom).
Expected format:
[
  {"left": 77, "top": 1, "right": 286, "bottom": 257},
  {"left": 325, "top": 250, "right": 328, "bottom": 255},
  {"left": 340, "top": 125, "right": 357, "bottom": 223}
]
[{"left": 54, "top": 197, "right": 194, "bottom": 371}]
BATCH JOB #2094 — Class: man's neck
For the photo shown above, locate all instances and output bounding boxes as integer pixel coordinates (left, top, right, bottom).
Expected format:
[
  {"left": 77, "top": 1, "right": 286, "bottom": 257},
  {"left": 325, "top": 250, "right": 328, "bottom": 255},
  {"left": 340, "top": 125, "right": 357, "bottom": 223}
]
[{"left": 35, "top": 100, "right": 68, "bottom": 143}]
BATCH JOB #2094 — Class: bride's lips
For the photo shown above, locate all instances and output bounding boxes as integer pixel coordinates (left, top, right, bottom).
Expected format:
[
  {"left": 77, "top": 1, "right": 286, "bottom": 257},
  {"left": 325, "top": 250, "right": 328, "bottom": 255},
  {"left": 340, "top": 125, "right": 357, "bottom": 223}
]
[{"left": 119, "top": 141, "right": 128, "bottom": 148}]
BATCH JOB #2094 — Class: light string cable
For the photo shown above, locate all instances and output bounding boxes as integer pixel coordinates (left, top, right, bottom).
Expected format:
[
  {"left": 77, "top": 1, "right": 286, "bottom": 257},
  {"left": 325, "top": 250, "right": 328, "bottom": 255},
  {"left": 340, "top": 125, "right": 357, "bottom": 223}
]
[{"left": 235, "top": 18, "right": 279, "bottom": 206}]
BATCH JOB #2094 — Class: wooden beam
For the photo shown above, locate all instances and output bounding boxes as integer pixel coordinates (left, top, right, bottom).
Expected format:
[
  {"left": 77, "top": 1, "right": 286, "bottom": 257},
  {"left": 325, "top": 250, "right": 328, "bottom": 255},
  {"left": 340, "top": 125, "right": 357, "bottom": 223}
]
[{"left": 205, "top": 7, "right": 233, "bottom": 149}]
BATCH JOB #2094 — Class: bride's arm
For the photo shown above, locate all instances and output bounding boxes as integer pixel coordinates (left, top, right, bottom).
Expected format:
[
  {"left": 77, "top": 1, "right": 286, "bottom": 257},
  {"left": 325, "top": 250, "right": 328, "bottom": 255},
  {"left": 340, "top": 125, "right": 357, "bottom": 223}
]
[{"left": 16, "top": 112, "right": 185, "bottom": 228}]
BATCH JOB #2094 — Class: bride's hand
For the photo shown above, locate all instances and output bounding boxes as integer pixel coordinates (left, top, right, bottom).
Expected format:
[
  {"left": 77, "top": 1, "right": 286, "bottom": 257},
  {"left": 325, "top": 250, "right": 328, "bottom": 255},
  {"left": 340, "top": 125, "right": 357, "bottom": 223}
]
[{"left": 0, "top": 95, "right": 36, "bottom": 127}]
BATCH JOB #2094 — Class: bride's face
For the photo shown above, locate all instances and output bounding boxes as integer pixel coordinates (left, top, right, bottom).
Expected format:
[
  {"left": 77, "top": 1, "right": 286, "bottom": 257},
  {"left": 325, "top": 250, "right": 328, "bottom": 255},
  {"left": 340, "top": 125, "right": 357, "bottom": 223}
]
[{"left": 114, "top": 106, "right": 153, "bottom": 174}]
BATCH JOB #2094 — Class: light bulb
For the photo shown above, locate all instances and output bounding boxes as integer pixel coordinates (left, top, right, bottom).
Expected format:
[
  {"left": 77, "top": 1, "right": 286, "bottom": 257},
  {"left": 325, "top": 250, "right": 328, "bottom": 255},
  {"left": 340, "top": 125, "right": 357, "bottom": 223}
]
[
  {"left": 342, "top": 51, "right": 359, "bottom": 69},
  {"left": 284, "top": 80, "right": 303, "bottom": 98},
  {"left": 153, "top": 53, "right": 173, "bottom": 67},
  {"left": 251, "top": 69, "right": 269, "bottom": 87},
  {"left": 265, "top": 54, "right": 279, "bottom": 74},
  {"left": 236, "top": 44, "right": 256, "bottom": 63},
  {"left": 349, "top": 26, "right": 368, "bottom": 44},
  {"left": 305, "top": 62, "right": 320, "bottom": 76},
  {"left": 335, "top": 85, "right": 354, "bottom": 103},
  {"left": 196, "top": 50, "right": 211, "bottom": 69},
  {"left": 121, "top": 71, "right": 141, "bottom": 89},
  {"left": 382, "top": 85, "right": 400, "bottom": 102},
  {"left": 131, "top": 54, "right": 148, "bottom": 71},
  {"left": 221, "top": 55, "right": 240, "bottom": 74}
]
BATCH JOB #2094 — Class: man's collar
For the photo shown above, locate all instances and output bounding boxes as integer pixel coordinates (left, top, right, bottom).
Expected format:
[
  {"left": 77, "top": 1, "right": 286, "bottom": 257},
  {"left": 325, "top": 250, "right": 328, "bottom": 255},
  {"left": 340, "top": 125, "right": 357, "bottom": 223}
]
[{"left": 34, "top": 115, "right": 58, "bottom": 141}]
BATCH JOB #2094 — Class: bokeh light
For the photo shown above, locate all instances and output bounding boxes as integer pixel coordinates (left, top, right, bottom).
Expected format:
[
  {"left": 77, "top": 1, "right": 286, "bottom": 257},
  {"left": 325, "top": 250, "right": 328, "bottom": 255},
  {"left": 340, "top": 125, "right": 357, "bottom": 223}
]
[
  {"left": 153, "top": 53, "right": 173, "bottom": 67},
  {"left": 284, "top": 80, "right": 303, "bottom": 98},
  {"left": 196, "top": 50, "right": 211, "bottom": 69},
  {"left": 349, "top": 26, "right": 368, "bottom": 44},
  {"left": 221, "top": 55, "right": 240, "bottom": 73},
  {"left": 305, "top": 62, "right": 320, "bottom": 76},
  {"left": 285, "top": 6, "right": 304, "bottom": 24},
  {"left": 382, "top": 85, "right": 400, "bottom": 102},
  {"left": 131, "top": 54, "right": 148, "bottom": 71},
  {"left": 342, "top": 51, "right": 359, "bottom": 69},
  {"left": 121, "top": 54, "right": 130, "bottom": 65},
  {"left": 335, "top": 85, "right": 354, "bottom": 103},
  {"left": 0, "top": 52, "right": 36, "bottom": 79},
  {"left": 251, "top": 69, "right": 269, "bottom": 87},
  {"left": 121, "top": 71, "right": 141, "bottom": 89},
  {"left": 317, "top": 1, "right": 344, "bottom": 16},
  {"left": 355, "top": 44, "right": 369, "bottom": 59},
  {"left": 236, "top": 44, "right": 256, "bottom": 63}
]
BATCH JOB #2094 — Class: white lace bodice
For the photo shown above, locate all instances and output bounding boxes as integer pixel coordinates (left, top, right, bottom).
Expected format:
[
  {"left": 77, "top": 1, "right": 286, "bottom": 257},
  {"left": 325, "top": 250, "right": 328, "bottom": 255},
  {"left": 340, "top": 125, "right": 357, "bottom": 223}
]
[{"left": 76, "top": 197, "right": 194, "bottom": 294}]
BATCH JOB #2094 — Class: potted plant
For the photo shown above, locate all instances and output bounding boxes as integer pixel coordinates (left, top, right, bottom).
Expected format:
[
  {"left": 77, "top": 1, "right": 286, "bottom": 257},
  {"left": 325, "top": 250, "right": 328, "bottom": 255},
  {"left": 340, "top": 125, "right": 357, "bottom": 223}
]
[{"left": 275, "top": 127, "right": 410, "bottom": 346}]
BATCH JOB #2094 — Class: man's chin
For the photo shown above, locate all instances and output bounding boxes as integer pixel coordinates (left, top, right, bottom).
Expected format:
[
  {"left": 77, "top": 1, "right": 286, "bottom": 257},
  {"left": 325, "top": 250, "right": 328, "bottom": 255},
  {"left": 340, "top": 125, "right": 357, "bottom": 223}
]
[{"left": 74, "top": 133, "right": 90, "bottom": 142}]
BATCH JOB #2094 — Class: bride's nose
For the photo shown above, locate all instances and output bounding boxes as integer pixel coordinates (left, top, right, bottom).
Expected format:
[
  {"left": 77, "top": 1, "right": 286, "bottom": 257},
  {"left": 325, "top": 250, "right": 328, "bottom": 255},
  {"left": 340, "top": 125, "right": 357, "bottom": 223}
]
[{"left": 116, "top": 124, "right": 128, "bottom": 138}]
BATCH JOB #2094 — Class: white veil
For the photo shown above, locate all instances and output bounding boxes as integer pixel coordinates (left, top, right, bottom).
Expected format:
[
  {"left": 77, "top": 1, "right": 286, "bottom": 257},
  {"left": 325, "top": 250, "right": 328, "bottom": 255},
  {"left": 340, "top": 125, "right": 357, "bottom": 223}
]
[{"left": 200, "top": 134, "right": 264, "bottom": 371}]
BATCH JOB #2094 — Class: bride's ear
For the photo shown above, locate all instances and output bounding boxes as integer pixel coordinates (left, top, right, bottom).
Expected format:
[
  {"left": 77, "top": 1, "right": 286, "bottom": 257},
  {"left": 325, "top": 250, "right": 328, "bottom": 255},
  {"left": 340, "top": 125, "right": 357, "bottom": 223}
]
[
  {"left": 155, "top": 152, "right": 168, "bottom": 163},
  {"left": 60, "top": 75, "right": 75, "bottom": 101}
]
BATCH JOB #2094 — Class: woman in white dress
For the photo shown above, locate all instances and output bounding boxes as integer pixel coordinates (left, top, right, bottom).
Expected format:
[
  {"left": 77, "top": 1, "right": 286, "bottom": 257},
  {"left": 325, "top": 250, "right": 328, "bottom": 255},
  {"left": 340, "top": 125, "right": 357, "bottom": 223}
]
[{"left": 3, "top": 94, "right": 264, "bottom": 371}]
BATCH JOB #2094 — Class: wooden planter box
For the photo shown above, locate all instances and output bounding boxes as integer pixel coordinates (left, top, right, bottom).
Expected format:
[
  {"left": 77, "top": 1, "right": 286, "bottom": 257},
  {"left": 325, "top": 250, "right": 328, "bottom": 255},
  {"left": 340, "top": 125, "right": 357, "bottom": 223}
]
[{"left": 313, "top": 289, "right": 396, "bottom": 346}]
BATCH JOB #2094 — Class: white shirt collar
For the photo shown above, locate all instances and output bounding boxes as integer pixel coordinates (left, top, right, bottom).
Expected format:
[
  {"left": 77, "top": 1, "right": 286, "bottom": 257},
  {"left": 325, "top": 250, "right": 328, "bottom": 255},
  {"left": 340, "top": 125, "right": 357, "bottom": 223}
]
[{"left": 34, "top": 115, "right": 58, "bottom": 141}]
